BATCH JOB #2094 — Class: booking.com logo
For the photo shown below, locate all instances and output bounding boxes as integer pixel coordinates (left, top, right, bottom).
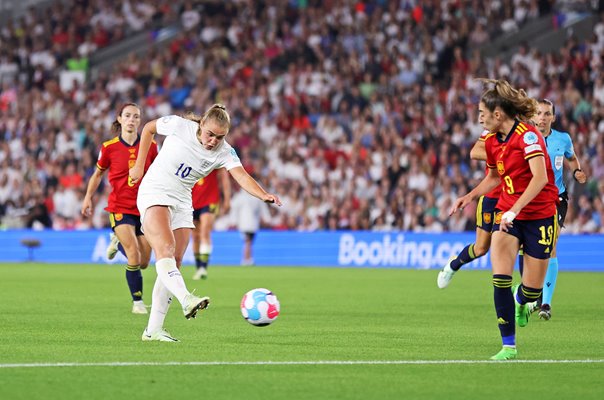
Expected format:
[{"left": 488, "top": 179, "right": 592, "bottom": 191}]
[{"left": 337, "top": 234, "right": 490, "bottom": 269}]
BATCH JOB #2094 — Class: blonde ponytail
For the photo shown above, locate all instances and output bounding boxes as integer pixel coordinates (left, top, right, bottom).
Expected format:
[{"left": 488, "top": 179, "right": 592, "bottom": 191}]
[{"left": 201, "top": 103, "right": 231, "bottom": 129}]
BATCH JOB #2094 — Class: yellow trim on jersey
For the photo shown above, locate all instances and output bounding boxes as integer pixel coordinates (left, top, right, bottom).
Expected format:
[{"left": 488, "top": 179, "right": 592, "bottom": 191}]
[
  {"left": 524, "top": 152, "right": 544, "bottom": 160},
  {"left": 476, "top": 196, "right": 484, "bottom": 226},
  {"left": 96, "top": 162, "right": 107, "bottom": 171},
  {"left": 515, "top": 122, "right": 528, "bottom": 134},
  {"left": 102, "top": 136, "right": 120, "bottom": 148},
  {"left": 479, "top": 132, "right": 497, "bottom": 142}
]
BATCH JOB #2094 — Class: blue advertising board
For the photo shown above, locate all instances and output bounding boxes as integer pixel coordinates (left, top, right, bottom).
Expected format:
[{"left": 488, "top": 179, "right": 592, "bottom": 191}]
[{"left": 0, "top": 230, "right": 602, "bottom": 271}]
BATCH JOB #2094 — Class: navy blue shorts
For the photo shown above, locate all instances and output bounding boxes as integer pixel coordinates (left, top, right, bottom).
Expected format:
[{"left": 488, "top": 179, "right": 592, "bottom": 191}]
[
  {"left": 493, "top": 210, "right": 557, "bottom": 259},
  {"left": 193, "top": 203, "right": 219, "bottom": 220},
  {"left": 476, "top": 195, "right": 498, "bottom": 233},
  {"left": 109, "top": 213, "right": 143, "bottom": 236}
]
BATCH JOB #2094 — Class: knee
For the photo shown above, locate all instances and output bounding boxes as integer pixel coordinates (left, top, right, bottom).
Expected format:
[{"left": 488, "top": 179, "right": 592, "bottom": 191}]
[
  {"left": 124, "top": 245, "right": 142, "bottom": 265},
  {"left": 155, "top": 243, "right": 176, "bottom": 259},
  {"left": 139, "top": 249, "right": 151, "bottom": 269},
  {"left": 131, "top": 250, "right": 142, "bottom": 266}
]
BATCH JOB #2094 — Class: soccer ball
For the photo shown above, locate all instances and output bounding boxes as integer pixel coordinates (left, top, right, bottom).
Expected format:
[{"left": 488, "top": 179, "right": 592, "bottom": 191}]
[{"left": 240, "top": 288, "right": 280, "bottom": 326}]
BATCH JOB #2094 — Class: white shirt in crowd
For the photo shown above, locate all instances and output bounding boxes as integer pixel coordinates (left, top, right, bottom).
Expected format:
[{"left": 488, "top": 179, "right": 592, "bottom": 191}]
[{"left": 230, "top": 189, "right": 270, "bottom": 233}]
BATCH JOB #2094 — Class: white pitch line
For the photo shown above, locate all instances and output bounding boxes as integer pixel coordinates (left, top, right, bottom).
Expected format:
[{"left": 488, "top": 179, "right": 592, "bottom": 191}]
[{"left": 1, "top": 359, "right": 604, "bottom": 369}]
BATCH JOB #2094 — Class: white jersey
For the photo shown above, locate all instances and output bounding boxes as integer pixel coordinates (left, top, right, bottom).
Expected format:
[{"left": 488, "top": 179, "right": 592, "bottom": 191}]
[{"left": 138, "top": 115, "right": 242, "bottom": 209}]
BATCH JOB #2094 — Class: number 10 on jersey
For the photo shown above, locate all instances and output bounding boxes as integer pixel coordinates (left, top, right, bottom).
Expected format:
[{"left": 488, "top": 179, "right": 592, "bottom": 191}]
[{"left": 175, "top": 163, "right": 192, "bottom": 178}]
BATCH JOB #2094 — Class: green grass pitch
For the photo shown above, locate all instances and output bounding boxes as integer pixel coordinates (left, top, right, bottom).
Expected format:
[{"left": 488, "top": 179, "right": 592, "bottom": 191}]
[{"left": 0, "top": 263, "right": 602, "bottom": 400}]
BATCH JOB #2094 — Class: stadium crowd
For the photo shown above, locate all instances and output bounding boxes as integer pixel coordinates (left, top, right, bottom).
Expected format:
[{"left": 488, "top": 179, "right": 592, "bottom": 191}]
[{"left": 0, "top": 0, "right": 603, "bottom": 234}]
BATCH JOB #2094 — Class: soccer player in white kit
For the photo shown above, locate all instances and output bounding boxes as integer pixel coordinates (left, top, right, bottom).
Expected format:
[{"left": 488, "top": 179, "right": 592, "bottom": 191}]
[{"left": 129, "top": 104, "right": 282, "bottom": 342}]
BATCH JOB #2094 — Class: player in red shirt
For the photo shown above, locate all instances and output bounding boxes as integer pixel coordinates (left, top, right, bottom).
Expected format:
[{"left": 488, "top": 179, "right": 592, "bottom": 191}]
[
  {"left": 81, "top": 103, "right": 159, "bottom": 315},
  {"left": 190, "top": 168, "right": 231, "bottom": 280},
  {"left": 437, "top": 130, "right": 502, "bottom": 288},
  {"left": 450, "top": 79, "right": 558, "bottom": 360}
]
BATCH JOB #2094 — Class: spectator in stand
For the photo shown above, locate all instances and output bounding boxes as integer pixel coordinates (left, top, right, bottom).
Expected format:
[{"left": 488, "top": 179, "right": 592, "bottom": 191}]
[
  {"left": 230, "top": 186, "right": 271, "bottom": 266},
  {"left": 1, "top": 1, "right": 603, "bottom": 235}
]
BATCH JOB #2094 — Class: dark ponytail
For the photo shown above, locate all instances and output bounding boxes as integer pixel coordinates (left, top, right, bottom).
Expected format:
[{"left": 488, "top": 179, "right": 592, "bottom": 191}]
[{"left": 476, "top": 78, "right": 537, "bottom": 121}]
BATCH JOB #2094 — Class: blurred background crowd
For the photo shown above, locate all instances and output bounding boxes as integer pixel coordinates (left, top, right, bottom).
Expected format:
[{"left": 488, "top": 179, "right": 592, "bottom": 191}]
[{"left": 0, "top": 0, "right": 603, "bottom": 234}]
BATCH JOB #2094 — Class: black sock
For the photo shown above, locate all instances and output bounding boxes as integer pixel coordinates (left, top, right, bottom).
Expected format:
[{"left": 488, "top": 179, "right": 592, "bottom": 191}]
[
  {"left": 125, "top": 265, "right": 142, "bottom": 301},
  {"left": 493, "top": 274, "right": 515, "bottom": 343},
  {"left": 200, "top": 253, "right": 209, "bottom": 269},
  {"left": 515, "top": 284, "right": 542, "bottom": 305},
  {"left": 194, "top": 253, "right": 209, "bottom": 269},
  {"left": 450, "top": 244, "right": 478, "bottom": 271},
  {"left": 518, "top": 252, "right": 524, "bottom": 277}
]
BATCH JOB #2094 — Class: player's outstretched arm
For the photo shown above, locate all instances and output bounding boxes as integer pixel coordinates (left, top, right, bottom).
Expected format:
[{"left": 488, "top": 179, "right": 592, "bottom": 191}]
[
  {"left": 228, "top": 166, "right": 282, "bottom": 206},
  {"left": 449, "top": 168, "right": 500, "bottom": 216},
  {"left": 129, "top": 119, "right": 157, "bottom": 184}
]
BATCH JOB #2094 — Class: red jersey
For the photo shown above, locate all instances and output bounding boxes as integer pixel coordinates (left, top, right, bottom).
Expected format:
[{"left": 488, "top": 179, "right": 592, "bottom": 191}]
[
  {"left": 96, "top": 135, "right": 158, "bottom": 215},
  {"left": 485, "top": 121, "right": 558, "bottom": 220},
  {"left": 478, "top": 130, "right": 502, "bottom": 199},
  {"left": 192, "top": 169, "right": 220, "bottom": 209}
]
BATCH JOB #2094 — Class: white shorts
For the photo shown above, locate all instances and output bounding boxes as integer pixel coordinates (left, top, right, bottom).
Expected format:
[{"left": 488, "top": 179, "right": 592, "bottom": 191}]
[{"left": 138, "top": 194, "right": 195, "bottom": 231}]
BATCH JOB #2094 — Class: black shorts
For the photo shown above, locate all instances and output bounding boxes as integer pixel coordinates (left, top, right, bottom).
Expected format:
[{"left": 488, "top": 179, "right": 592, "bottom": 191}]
[
  {"left": 476, "top": 195, "right": 498, "bottom": 233},
  {"left": 193, "top": 203, "right": 219, "bottom": 220},
  {"left": 493, "top": 211, "right": 557, "bottom": 259},
  {"left": 241, "top": 232, "right": 256, "bottom": 242},
  {"left": 557, "top": 191, "right": 568, "bottom": 227},
  {"left": 109, "top": 212, "right": 143, "bottom": 236}
]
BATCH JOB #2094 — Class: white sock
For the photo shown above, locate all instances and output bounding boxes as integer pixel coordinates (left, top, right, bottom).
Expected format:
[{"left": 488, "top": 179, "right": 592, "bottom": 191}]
[
  {"left": 146, "top": 277, "right": 172, "bottom": 333},
  {"left": 155, "top": 258, "right": 190, "bottom": 305},
  {"left": 199, "top": 243, "right": 212, "bottom": 255}
]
